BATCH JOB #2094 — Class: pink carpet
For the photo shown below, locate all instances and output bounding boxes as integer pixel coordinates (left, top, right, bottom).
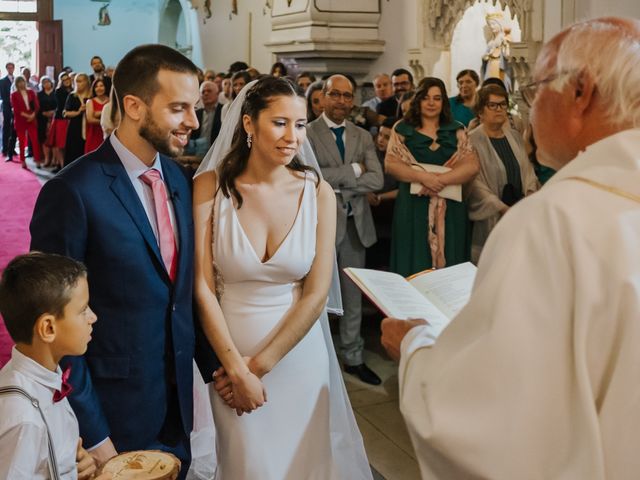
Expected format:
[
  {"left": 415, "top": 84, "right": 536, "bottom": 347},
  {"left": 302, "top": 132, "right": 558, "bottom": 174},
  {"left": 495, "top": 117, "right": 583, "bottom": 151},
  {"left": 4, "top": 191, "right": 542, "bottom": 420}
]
[{"left": 0, "top": 155, "right": 42, "bottom": 366}]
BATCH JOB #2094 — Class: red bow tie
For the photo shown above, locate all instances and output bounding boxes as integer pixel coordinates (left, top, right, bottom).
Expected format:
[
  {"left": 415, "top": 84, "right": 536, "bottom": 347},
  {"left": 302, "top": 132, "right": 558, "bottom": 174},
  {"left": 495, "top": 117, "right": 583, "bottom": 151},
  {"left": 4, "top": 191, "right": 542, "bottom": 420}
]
[{"left": 53, "top": 365, "right": 73, "bottom": 403}]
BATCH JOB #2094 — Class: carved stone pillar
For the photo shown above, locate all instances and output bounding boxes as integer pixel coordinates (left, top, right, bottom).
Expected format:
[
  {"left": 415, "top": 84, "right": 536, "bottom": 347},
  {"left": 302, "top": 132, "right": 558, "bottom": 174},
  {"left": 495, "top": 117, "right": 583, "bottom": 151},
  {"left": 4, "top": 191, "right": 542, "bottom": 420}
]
[
  {"left": 265, "top": 0, "right": 385, "bottom": 80},
  {"left": 508, "top": 40, "right": 542, "bottom": 123},
  {"left": 414, "top": 0, "right": 540, "bottom": 93}
]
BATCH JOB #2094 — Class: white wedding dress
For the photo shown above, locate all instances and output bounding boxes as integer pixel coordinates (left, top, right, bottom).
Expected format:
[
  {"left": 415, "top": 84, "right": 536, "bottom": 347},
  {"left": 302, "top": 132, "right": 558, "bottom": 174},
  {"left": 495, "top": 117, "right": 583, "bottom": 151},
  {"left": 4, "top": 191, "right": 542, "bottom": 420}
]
[{"left": 210, "top": 173, "right": 338, "bottom": 479}]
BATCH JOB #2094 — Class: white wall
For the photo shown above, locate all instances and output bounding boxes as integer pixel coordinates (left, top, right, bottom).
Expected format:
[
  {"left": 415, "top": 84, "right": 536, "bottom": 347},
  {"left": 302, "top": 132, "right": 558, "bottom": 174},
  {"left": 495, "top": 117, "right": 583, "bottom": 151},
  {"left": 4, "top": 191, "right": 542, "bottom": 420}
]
[
  {"left": 196, "top": 0, "right": 273, "bottom": 73},
  {"left": 195, "top": 0, "right": 419, "bottom": 80},
  {"left": 575, "top": 0, "right": 640, "bottom": 20},
  {"left": 54, "top": 0, "right": 161, "bottom": 71},
  {"left": 366, "top": 0, "right": 418, "bottom": 81}
]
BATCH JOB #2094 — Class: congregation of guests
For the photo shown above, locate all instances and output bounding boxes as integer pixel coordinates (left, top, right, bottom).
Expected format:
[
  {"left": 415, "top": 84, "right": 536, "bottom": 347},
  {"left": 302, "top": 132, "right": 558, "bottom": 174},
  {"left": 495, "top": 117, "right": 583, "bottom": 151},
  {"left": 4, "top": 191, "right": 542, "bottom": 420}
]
[
  {"left": 0, "top": 18, "right": 640, "bottom": 480},
  {"left": 3, "top": 17, "right": 638, "bottom": 479},
  {"left": 0, "top": 55, "right": 114, "bottom": 171},
  {"left": 0, "top": 53, "right": 551, "bottom": 385}
]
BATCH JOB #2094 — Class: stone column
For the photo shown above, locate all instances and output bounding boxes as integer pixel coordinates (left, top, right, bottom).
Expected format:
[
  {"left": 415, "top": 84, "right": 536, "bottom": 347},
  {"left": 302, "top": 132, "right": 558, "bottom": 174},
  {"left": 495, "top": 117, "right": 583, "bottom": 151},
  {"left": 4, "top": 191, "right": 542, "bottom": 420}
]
[{"left": 265, "top": 0, "right": 385, "bottom": 81}]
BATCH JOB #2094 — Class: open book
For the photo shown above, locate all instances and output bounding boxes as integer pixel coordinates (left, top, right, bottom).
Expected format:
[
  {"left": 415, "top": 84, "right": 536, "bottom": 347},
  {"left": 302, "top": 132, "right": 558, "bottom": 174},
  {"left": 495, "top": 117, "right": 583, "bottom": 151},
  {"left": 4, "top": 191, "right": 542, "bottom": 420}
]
[
  {"left": 410, "top": 164, "right": 462, "bottom": 202},
  {"left": 344, "top": 262, "right": 477, "bottom": 339}
]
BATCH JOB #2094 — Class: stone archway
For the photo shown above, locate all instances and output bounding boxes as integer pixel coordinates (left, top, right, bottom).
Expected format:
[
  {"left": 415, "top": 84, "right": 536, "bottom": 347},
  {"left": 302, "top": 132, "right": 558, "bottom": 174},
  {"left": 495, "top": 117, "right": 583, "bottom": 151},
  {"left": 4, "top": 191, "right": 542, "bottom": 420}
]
[
  {"left": 409, "top": 0, "right": 542, "bottom": 116},
  {"left": 423, "top": 0, "right": 532, "bottom": 47},
  {"left": 449, "top": 2, "right": 522, "bottom": 94},
  {"left": 159, "top": 0, "right": 193, "bottom": 58}
]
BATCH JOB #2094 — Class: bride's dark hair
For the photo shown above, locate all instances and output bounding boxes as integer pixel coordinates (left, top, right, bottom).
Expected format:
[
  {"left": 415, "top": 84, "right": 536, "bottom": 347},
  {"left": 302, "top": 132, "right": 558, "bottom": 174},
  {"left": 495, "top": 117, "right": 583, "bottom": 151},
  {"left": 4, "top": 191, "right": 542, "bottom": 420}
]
[{"left": 218, "top": 76, "right": 319, "bottom": 208}]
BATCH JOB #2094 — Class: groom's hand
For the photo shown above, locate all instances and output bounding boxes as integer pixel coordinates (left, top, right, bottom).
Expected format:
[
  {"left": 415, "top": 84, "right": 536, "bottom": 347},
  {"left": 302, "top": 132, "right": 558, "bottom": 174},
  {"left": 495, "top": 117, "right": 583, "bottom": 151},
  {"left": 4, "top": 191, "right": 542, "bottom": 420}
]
[{"left": 213, "top": 366, "right": 236, "bottom": 407}]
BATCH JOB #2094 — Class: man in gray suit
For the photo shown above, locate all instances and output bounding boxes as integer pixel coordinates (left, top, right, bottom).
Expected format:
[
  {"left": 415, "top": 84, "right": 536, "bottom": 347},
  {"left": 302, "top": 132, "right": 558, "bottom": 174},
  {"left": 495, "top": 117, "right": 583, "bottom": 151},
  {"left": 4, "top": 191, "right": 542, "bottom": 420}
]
[{"left": 307, "top": 74, "right": 384, "bottom": 385}]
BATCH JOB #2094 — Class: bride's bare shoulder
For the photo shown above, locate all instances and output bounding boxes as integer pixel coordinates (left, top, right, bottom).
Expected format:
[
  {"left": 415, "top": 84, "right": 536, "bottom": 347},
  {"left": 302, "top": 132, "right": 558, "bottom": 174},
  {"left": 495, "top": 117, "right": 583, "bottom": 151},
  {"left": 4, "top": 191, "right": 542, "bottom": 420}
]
[
  {"left": 316, "top": 179, "right": 335, "bottom": 208},
  {"left": 193, "top": 170, "right": 218, "bottom": 200}
]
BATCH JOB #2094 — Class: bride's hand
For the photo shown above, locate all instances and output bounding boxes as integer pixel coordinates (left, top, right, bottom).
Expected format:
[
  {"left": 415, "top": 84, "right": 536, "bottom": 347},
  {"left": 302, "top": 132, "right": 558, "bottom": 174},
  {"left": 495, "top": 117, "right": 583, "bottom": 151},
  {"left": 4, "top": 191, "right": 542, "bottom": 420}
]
[{"left": 231, "top": 360, "right": 267, "bottom": 415}]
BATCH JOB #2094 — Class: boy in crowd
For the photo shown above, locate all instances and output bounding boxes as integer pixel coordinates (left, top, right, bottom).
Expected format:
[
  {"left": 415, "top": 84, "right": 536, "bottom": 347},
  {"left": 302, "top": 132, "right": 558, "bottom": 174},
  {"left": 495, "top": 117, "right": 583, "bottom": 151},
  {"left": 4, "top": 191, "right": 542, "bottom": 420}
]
[{"left": 0, "top": 252, "right": 109, "bottom": 479}]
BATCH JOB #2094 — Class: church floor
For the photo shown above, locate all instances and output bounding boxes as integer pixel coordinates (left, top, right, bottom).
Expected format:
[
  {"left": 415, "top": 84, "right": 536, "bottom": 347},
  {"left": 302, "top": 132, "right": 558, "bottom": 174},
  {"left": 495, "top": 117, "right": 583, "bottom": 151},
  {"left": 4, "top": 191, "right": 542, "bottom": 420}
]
[{"left": 339, "top": 310, "right": 422, "bottom": 480}]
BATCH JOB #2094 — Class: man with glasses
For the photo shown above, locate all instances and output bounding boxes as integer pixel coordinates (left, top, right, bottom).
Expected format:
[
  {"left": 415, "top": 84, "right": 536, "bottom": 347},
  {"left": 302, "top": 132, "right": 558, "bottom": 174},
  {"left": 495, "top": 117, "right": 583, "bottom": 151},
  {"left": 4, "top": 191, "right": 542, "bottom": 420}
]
[
  {"left": 377, "top": 68, "right": 414, "bottom": 120},
  {"left": 307, "top": 74, "right": 384, "bottom": 385},
  {"left": 381, "top": 17, "right": 640, "bottom": 479}
]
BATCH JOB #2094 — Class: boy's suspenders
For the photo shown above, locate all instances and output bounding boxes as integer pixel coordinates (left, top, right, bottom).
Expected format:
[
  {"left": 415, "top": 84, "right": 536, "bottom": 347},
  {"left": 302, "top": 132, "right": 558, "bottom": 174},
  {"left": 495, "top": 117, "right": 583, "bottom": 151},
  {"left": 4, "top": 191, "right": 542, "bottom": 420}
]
[{"left": 0, "top": 386, "right": 61, "bottom": 480}]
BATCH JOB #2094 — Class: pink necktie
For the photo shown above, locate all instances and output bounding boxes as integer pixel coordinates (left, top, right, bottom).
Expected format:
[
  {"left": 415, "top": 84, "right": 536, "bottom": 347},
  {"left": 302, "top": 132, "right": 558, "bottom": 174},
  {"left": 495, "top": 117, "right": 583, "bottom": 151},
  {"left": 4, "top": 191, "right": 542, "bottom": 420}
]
[{"left": 140, "top": 169, "right": 178, "bottom": 282}]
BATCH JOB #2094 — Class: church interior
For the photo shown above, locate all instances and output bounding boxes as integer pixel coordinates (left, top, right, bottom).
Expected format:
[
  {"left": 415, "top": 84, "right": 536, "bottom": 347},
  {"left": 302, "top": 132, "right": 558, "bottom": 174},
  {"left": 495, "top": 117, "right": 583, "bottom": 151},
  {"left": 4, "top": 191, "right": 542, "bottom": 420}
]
[{"left": 0, "top": 1, "right": 638, "bottom": 479}]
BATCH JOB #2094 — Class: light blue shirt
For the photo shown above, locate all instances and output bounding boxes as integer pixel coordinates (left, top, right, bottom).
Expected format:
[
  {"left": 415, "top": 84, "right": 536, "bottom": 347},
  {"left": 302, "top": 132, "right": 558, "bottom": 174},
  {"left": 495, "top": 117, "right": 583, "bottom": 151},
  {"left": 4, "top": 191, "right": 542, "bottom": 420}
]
[{"left": 362, "top": 96, "right": 382, "bottom": 111}]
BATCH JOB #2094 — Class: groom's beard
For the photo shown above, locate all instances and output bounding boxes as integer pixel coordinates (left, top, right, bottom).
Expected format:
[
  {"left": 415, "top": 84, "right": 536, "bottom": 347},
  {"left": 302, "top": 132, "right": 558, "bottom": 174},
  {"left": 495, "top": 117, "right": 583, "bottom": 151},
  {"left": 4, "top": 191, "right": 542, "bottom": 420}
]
[{"left": 139, "top": 114, "right": 183, "bottom": 158}]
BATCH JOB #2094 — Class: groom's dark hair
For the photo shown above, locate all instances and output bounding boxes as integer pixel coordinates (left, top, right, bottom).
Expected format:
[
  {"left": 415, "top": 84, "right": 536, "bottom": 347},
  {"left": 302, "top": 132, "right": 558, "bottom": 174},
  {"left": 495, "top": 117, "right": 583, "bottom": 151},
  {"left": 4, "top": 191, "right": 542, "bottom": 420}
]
[{"left": 112, "top": 44, "right": 199, "bottom": 115}]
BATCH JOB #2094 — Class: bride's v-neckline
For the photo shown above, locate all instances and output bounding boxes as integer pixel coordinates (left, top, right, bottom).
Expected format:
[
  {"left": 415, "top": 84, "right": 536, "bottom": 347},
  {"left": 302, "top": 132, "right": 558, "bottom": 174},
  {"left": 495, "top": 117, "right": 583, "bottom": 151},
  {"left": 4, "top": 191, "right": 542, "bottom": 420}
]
[{"left": 231, "top": 175, "right": 307, "bottom": 265}]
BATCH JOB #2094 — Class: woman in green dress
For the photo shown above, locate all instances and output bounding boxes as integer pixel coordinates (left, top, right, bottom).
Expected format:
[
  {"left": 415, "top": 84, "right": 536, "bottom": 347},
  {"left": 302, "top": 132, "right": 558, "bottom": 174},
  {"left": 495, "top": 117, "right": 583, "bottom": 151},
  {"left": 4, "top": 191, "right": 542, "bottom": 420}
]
[{"left": 385, "top": 77, "right": 479, "bottom": 276}]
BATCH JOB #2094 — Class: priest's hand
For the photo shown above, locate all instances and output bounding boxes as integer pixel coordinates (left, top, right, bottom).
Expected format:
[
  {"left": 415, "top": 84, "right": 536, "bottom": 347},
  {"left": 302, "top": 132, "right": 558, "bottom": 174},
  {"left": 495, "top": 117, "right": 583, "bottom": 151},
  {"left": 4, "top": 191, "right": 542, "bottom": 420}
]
[{"left": 381, "top": 318, "right": 427, "bottom": 361}]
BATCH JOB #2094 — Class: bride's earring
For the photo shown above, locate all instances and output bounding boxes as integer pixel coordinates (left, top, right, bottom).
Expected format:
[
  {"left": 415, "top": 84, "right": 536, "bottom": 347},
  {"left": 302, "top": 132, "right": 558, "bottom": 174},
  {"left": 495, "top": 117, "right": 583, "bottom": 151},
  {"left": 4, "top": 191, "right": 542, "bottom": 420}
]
[{"left": 246, "top": 133, "right": 253, "bottom": 149}]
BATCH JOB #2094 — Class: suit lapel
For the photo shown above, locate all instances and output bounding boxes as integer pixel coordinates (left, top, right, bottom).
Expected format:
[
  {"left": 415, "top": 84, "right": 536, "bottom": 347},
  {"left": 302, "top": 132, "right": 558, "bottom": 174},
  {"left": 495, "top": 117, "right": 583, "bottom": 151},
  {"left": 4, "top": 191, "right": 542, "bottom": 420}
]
[
  {"left": 211, "top": 104, "right": 223, "bottom": 144},
  {"left": 344, "top": 122, "right": 358, "bottom": 165},
  {"left": 315, "top": 121, "right": 344, "bottom": 166},
  {"left": 161, "top": 156, "right": 190, "bottom": 286},
  {"left": 99, "top": 142, "right": 166, "bottom": 279}
]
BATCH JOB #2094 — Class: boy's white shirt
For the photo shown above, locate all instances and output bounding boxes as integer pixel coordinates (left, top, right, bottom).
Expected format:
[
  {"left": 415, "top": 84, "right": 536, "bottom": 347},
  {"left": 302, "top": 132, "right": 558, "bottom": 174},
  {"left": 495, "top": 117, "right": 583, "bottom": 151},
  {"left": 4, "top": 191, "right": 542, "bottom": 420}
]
[{"left": 0, "top": 347, "right": 79, "bottom": 479}]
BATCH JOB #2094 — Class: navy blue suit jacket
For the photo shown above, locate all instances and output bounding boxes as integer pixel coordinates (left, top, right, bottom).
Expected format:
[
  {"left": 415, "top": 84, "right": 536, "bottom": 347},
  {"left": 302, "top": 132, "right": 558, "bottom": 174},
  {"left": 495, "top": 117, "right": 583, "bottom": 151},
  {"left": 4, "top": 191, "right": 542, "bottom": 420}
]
[
  {"left": 29, "top": 139, "right": 217, "bottom": 453},
  {"left": 0, "top": 76, "right": 13, "bottom": 115}
]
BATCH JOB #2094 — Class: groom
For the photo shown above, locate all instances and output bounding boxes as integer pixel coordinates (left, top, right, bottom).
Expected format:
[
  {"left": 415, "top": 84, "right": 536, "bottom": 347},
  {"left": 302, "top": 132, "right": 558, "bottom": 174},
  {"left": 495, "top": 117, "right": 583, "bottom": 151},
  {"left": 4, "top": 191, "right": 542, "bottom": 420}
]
[{"left": 29, "top": 45, "right": 216, "bottom": 478}]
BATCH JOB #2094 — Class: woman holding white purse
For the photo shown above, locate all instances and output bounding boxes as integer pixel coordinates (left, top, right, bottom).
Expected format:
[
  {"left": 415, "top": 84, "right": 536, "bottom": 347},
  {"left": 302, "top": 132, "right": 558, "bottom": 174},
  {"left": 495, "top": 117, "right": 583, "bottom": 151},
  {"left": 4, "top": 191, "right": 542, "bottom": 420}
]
[{"left": 385, "top": 77, "right": 479, "bottom": 276}]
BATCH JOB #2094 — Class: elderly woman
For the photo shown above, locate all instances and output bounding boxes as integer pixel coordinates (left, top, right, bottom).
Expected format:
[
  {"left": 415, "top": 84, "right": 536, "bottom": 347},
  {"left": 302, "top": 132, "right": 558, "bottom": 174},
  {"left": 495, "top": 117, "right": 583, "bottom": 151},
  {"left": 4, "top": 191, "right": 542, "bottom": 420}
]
[{"left": 467, "top": 84, "right": 539, "bottom": 263}]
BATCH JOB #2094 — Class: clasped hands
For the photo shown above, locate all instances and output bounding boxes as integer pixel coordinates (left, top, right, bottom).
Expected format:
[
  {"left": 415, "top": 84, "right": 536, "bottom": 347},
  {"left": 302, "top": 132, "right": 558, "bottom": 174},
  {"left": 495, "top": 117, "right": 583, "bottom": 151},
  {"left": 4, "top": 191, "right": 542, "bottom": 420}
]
[
  {"left": 415, "top": 156, "right": 457, "bottom": 197},
  {"left": 213, "top": 356, "right": 267, "bottom": 416},
  {"left": 21, "top": 112, "right": 36, "bottom": 122}
]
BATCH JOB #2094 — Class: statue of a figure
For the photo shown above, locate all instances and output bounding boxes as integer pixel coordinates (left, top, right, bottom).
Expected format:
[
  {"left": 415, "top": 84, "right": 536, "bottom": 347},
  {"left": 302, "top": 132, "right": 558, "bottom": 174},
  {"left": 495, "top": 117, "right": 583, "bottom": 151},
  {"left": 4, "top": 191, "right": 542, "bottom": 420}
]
[{"left": 481, "top": 13, "right": 513, "bottom": 92}]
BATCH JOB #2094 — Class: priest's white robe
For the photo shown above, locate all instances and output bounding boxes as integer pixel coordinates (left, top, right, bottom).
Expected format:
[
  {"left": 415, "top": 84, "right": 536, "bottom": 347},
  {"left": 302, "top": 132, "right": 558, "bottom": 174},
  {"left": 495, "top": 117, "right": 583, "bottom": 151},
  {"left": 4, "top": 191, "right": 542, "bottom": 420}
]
[{"left": 399, "top": 129, "right": 640, "bottom": 480}]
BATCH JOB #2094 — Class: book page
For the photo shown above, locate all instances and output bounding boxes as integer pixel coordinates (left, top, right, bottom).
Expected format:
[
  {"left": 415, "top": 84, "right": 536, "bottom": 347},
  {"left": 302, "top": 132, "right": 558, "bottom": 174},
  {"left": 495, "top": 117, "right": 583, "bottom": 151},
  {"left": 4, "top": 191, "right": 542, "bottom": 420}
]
[
  {"left": 344, "top": 268, "right": 450, "bottom": 325},
  {"left": 409, "top": 262, "right": 477, "bottom": 320}
]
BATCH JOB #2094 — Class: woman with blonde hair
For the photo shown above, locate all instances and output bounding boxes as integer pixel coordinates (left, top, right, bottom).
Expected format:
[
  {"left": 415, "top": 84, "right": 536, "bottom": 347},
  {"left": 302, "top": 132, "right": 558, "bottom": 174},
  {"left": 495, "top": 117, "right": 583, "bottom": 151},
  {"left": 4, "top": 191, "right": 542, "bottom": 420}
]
[
  {"left": 63, "top": 72, "right": 90, "bottom": 165},
  {"left": 10, "top": 75, "right": 41, "bottom": 169},
  {"left": 37, "top": 76, "right": 57, "bottom": 167}
]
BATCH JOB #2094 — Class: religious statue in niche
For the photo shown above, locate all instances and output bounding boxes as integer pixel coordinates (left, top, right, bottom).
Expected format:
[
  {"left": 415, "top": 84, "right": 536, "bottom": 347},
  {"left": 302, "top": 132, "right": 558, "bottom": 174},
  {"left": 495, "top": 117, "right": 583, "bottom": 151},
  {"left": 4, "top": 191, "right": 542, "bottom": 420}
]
[{"left": 481, "top": 12, "right": 513, "bottom": 92}]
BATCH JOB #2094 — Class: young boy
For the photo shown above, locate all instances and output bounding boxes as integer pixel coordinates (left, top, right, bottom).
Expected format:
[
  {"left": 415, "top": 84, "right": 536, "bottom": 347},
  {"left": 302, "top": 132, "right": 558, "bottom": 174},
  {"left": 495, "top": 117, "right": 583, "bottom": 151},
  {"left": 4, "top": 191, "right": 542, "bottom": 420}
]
[{"left": 0, "top": 252, "right": 109, "bottom": 479}]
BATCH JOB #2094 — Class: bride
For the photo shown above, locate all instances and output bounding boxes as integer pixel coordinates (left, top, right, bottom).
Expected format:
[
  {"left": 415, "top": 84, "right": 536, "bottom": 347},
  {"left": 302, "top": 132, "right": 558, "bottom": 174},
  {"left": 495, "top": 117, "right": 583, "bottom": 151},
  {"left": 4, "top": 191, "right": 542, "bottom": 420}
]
[{"left": 193, "top": 76, "right": 372, "bottom": 479}]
